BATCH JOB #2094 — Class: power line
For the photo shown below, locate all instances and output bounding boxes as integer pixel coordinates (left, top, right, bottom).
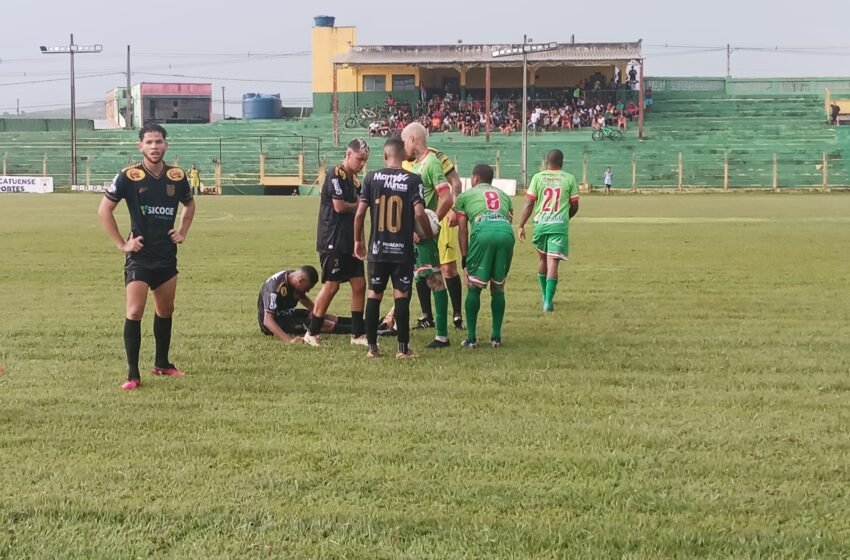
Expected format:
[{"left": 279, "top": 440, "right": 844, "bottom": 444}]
[
  {"left": 0, "top": 72, "right": 122, "bottom": 87},
  {"left": 135, "top": 72, "right": 310, "bottom": 84}
]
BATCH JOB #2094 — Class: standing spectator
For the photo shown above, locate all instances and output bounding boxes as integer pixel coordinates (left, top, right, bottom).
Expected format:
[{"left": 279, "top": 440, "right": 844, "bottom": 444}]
[
  {"left": 419, "top": 81, "right": 427, "bottom": 104},
  {"left": 188, "top": 163, "right": 202, "bottom": 196},
  {"left": 830, "top": 102, "right": 841, "bottom": 125},
  {"left": 603, "top": 167, "right": 613, "bottom": 195},
  {"left": 628, "top": 65, "right": 638, "bottom": 89}
]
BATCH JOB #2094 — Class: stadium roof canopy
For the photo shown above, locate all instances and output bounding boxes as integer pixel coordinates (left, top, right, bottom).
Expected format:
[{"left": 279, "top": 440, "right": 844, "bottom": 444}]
[{"left": 334, "top": 41, "right": 643, "bottom": 67}]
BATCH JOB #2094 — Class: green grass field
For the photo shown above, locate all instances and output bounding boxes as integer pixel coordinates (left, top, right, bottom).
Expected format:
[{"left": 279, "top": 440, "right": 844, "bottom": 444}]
[{"left": 1, "top": 193, "right": 849, "bottom": 559}]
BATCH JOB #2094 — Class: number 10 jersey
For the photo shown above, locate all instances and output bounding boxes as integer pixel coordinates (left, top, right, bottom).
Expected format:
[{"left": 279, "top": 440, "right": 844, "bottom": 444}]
[{"left": 360, "top": 167, "right": 425, "bottom": 264}]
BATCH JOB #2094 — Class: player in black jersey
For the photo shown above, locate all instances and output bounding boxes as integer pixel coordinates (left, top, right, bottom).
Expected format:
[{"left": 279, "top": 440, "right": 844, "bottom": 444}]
[
  {"left": 354, "top": 137, "right": 433, "bottom": 359},
  {"left": 305, "top": 138, "right": 370, "bottom": 348},
  {"left": 257, "top": 265, "right": 354, "bottom": 343},
  {"left": 97, "top": 123, "right": 196, "bottom": 391}
]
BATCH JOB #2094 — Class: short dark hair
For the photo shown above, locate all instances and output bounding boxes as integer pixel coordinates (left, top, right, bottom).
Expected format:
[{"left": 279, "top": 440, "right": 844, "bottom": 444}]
[
  {"left": 300, "top": 265, "right": 319, "bottom": 286},
  {"left": 139, "top": 123, "right": 167, "bottom": 141},
  {"left": 472, "top": 164, "right": 494, "bottom": 184},
  {"left": 347, "top": 138, "right": 370, "bottom": 155},
  {"left": 383, "top": 138, "right": 405, "bottom": 159},
  {"left": 546, "top": 149, "right": 564, "bottom": 169}
]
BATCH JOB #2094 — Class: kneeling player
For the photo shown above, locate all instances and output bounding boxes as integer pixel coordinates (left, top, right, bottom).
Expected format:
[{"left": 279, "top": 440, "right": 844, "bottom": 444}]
[
  {"left": 258, "top": 265, "right": 353, "bottom": 344},
  {"left": 455, "top": 164, "right": 515, "bottom": 348},
  {"left": 354, "top": 137, "right": 432, "bottom": 358}
]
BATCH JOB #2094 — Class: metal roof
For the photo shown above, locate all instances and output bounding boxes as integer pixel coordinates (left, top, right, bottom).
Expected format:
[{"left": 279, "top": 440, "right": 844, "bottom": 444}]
[{"left": 334, "top": 42, "right": 642, "bottom": 67}]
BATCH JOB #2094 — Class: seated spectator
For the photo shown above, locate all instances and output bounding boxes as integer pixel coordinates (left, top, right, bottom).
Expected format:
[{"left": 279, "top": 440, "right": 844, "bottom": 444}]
[
  {"left": 442, "top": 116, "right": 453, "bottom": 132},
  {"left": 617, "top": 113, "right": 627, "bottom": 130}
]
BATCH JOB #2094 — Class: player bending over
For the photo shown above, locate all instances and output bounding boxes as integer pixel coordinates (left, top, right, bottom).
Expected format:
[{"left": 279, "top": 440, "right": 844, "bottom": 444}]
[
  {"left": 258, "top": 265, "right": 353, "bottom": 343},
  {"left": 455, "top": 164, "right": 515, "bottom": 348}
]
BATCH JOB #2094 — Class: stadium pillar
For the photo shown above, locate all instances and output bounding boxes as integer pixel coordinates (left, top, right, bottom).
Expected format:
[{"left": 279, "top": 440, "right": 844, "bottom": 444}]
[
  {"left": 772, "top": 154, "right": 778, "bottom": 192},
  {"left": 678, "top": 153, "right": 683, "bottom": 191},
  {"left": 822, "top": 152, "right": 830, "bottom": 192},
  {"left": 631, "top": 152, "right": 637, "bottom": 192},
  {"left": 723, "top": 152, "right": 729, "bottom": 191},
  {"left": 485, "top": 64, "right": 491, "bottom": 142},
  {"left": 126, "top": 45, "right": 133, "bottom": 129},
  {"left": 332, "top": 64, "right": 339, "bottom": 147},
  {"left": 638, "top": 59, "right": 645, "bottom": 140}
]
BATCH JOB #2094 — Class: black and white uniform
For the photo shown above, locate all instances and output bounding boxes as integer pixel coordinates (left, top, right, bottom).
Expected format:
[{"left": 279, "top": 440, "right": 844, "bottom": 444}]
[
  {"left": 316, "top": 165, "right": 364, "bottom": 283},
  {"left": 104, "top": 163, "right": 193, "bottom": 289},
  {"left": 257, "top": 270, "right": 309, "bottom": 335},
  {"left": 360, "top": 167, "right": 425, "bottom": 294}
]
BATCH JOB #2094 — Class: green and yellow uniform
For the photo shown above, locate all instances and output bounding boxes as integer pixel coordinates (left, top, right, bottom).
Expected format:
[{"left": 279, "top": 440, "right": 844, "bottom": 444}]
[
  {"left": 526, "top": 169, "right": 579, "bottom": 260},
  {"left": 403, "top": 150, "right": 451, "bottom": 279},
  {"left": 454, "top": 184, "right": 515, "bottom": 287}
]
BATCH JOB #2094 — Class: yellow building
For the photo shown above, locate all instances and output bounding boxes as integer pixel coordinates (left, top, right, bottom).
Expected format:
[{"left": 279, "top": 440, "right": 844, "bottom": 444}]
[{"left": 312, "top": 17, "right": 643, "bottom": 114}]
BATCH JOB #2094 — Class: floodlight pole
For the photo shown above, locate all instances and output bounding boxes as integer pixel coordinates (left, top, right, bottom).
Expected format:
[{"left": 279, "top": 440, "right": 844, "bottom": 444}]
[
  {"left": 521, "top": 35, "right": 528, "bottom": 190},
  {"left": 40, "top": 34, "right": 102, "bottom": 187},
  {"left": 493, "top": 38, "right": 557, "bottom": 190}
]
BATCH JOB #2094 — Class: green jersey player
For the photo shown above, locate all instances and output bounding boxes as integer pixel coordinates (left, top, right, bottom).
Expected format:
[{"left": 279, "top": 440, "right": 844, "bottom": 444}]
[
  {"left": 454, "top": 164, "right": 515, "bottom": 348},
  {"left": 401, "top": 122, "right": 454, "bottom": 349},
  {"left": 517, "top": 149, "right": 580, "bottom": 312}
]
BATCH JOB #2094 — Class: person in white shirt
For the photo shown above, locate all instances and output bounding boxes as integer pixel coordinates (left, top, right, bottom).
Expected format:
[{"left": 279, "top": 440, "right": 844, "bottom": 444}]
[{"left": 603, "top": 167, "right": 613, "bottom": 194}]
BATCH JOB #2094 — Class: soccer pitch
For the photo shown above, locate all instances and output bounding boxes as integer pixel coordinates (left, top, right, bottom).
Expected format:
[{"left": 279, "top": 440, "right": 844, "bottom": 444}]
[{"left": 1, "top": 193, "right": 849, "bottom": 558}]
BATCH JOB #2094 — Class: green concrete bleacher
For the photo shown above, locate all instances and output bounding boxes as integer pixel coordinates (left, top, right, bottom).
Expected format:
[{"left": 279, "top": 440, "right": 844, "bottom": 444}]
[{"left": 0, "top": 89, "right": 847, "bottom": 191}]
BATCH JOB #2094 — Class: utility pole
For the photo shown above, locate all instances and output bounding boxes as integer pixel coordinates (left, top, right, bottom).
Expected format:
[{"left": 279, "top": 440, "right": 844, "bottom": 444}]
[
  {"left": 221, "top": 86, "right": 226, "bottom": 121},
  {"left": 727, "top": 44, "right": 731, "bottom": 77},
  {"left": 126, "top": 45, "right": 133, "bottom": 129},
  {"left": 40, "top": 34, "right": 102, "bottom": 187}
]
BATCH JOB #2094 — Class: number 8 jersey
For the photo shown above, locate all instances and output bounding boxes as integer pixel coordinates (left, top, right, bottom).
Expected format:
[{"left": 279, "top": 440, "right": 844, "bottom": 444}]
[
  {"left": 360, "top": 167, "right": 425, "bottom": 264},
  {"left": 527, "top": 169, "right": 580, "bottom": 236}
]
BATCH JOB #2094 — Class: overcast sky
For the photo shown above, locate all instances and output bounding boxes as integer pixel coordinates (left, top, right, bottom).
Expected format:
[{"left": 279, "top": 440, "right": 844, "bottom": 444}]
[{"left": 2, "top": 0, "right": 849, "bottom": 116}]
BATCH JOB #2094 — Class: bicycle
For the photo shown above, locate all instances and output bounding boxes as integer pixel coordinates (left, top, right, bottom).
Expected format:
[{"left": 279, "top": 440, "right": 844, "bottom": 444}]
[
  {"left": 592, "top": 125, "right": 623, "bottom": 141},
  {"left": 345, "top": 105, "right": 382, "bottom": 129}
]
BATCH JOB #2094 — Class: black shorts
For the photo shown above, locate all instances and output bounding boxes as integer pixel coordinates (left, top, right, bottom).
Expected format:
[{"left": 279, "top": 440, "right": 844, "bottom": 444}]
[
  {"left": 124, "top": 259, "right": 178, "bottom": 290},
  {"left": 320, "top": 253, "right": 364, "bottom": 283},
  {"left": 368, "top": 261, "right": 414, "bottom": 294},
  {"left": 259, "top": 308, "right": 311, "bottom": 336}
]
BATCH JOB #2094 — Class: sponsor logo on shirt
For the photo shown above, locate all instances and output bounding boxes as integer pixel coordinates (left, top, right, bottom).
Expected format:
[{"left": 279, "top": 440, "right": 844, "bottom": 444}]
[
  {"left": 166, "top": 184, "right": 175, "bottom": 197},
  {"left": 372, "top": 172, "right": 412, "bottom": 192},
  {"left": 140, "top": 205, "right": 176, "bottom": 217}
]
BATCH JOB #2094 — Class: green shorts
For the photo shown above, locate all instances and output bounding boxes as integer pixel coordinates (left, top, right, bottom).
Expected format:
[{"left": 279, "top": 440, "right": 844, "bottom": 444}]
[
  {"left": 532, "top": 231, "right": 569, "bottom": 260},
  {"left": 466, "top": 227, "right": 515, "bottom": 287},
  {"left": 414, "top": 239, "right": 440, "bottom": 280}
]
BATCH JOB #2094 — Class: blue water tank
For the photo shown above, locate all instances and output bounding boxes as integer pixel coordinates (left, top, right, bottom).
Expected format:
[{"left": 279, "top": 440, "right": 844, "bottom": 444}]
[
  {"left": 242, "top": 93, "right": 283, "bottom": 120},
  {"left": 314, "top": 15, "right": 335, "bottom": 27}
]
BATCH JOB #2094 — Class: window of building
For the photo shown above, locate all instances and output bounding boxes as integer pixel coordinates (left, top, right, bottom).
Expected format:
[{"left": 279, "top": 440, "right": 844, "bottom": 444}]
[
  {"left": 392, "top": 75, "right": 416, "bottom": 91},
  {"left": 363, "top": 75, "right": 386, "bottom": 92}
]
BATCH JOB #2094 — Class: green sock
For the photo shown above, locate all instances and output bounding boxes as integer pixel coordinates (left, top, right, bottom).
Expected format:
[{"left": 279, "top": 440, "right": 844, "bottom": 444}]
[
  {"left": 537, "top": 273, "right": 547, "bottom": 300},
  {"left": 491, "top": 291, "right": 506, "bottom": 339},
  {"left": 465, "top": 287, "right": 481, "bottom": 341},
  {"left": 545, "top": 278, "right": 559, "bottom": 304},
  {"left": 433, "top": 288, "right": 449, "bottom": 338}
]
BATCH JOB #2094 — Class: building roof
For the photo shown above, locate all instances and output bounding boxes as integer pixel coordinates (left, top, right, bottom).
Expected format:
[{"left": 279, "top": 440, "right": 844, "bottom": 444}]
[{"left": 334, "top": 42, "right": 642, "bottom": 67}]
